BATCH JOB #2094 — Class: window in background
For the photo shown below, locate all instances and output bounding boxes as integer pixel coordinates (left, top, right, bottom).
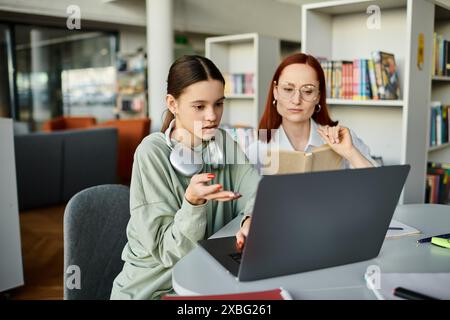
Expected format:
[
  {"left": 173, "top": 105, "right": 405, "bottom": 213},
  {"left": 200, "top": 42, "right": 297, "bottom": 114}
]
[
  {"left": 14, "top": 25, "right": 117, "bottom": 130},
  {"left": 0, "top": 24, "right": 14, "bottom": 118}
]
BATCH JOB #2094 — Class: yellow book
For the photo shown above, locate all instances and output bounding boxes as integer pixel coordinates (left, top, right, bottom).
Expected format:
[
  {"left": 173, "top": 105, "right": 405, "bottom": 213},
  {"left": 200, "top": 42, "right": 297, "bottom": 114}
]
[{"left": 262, "top": 144, "right": 343, "bottom": 175}]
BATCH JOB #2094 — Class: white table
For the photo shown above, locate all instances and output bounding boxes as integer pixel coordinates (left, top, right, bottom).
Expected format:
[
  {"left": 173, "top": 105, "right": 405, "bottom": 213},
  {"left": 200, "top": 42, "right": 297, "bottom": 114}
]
[{"left": 173, "top": 204, "right": 450, "bottom": 299}]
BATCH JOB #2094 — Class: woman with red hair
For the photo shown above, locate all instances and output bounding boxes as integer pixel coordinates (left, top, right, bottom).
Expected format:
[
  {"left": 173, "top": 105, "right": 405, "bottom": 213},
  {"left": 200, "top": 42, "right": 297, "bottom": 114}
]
[
  {"left": 236, "top": 53, "right": 377, "bottom": 245},
  {"left": 246, "top": 52, "right": 377, "bottom": 171}
]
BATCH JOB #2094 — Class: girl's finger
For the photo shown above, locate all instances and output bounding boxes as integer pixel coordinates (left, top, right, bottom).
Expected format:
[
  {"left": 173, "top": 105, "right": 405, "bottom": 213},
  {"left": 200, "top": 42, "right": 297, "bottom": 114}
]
[
  {"left": 205, "top": 191, "right": 241, "bottom": 201},
  {"left": 198, "top": 183, "right": 223, "bottom": 197},
  {"left": 235, "top": 230, "right": 245, "bottom": 251},
  {"left": 191, "top": 172, "right": 216, "bottom": 184}
]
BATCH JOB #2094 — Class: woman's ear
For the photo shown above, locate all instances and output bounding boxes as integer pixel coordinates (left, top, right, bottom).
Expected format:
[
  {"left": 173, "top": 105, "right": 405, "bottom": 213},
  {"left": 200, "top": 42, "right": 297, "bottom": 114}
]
[
  {"left": 272, "top": 84, "right": 278, "bottom": 101},
  {"left": 166, "top": 94, "right": 177, "bottom": 115}
]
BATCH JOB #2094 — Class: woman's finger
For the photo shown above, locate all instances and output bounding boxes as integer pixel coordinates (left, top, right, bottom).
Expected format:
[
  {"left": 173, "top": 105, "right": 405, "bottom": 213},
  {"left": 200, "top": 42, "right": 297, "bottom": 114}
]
[
  {"left": 332, "top": 125, "right": 340, "bottom": 143},
  {"left": 317, "top": 128, "right": 331, "bottom": 145}
]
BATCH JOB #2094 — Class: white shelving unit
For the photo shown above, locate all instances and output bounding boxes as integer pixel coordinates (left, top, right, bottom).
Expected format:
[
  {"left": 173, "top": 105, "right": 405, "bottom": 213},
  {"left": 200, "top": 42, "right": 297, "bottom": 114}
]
[
  {"left": 428, "top": 2, "right": 450, "bottom": 165},
  {"left": 205, "top": 33, "right": 280, "bottom": 128},
  {"left": 302, "top": 0, "right": 434, "bottom": 204},
  {"left": 327, "top": 99, "right": 404, "bottom": 107},
  {"left": 116, "top": 51, "right": 148, "bottom": 119}
]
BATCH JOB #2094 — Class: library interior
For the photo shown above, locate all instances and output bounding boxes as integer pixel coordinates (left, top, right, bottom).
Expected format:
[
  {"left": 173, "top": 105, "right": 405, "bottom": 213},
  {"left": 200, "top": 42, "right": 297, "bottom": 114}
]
[{"left": 0, "top": 0, "right": 449, "bottom": 301}]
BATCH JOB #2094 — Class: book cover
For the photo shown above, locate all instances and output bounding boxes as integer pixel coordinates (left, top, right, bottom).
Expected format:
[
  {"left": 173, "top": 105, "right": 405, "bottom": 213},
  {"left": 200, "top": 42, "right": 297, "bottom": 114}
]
[
  {"left": 432, "top": 32, "right": 437, "bottom": 76},
  {"left": 343, "top": 61, "right": 353, "bottom": 99},
  {"left": 328, "top": 61, "right": 333, "bottom": 99},
  {"left": 371, "top": 51, "right": 385, "bottom": 99},
  {"left": 162, "top": 288, "right": 292, "bottom": 300},
  {"left": 367, "top": 59, "right": 379, "bottom": 100},
  {"left": 378, "top": 51, "right": 400, "bottom": 100},
  {"left": 244, "top": 73, "right": 254, "bottom": 94},
  {"left": 446, "top": 40, "right": 450, "bottom": 76},
  {"left": 352, "top": 59, "right": 360, "bottom": 100},
  {"left": 262, "top": 144, "right": 343, "bottom": 175},
  {"left": 361, "top": 59, "right": 372, "bottom": 100},
  {"left": 334, "top": 61, "right": 343, "bottom": 99}
]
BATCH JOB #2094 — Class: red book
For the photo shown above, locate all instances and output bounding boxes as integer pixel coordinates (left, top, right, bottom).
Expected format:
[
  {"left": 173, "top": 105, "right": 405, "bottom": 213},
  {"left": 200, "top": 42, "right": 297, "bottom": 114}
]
[{"left": 162, "top": 288, "right": 292, "bottom": 300}]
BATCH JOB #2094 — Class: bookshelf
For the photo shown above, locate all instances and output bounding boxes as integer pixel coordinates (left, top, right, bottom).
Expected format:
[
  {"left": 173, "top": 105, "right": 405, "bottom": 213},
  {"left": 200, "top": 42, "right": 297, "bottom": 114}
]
[
  {"left": 205, "top": 33, "right": 280, "bottom": 128},
  {"left": 302, "top": 0, "right": 434, "bottom": 204},
  {"left": 432, "top": 76, "right": 450, "bottom": 81},
  {"left": 429, "top": 142, "right": 450, "bottom": 153},
  {"left": 116, "top": 50, "right": 148, "bottom": 119},
  {"left": 428, "top": 2, "right": 450, "bottom": 183},
  {"left": 327, "top": 99, "right": 404, "bottom": 107}
]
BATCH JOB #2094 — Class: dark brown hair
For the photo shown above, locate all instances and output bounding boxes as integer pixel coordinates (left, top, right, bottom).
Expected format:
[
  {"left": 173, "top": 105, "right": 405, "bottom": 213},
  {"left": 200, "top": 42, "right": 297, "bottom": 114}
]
[
  {"left": 160, "top": 55, "right": 225, "bottom": 132},
  {"left": 258, "top": 52, "right": 337, "bottom": 142}
]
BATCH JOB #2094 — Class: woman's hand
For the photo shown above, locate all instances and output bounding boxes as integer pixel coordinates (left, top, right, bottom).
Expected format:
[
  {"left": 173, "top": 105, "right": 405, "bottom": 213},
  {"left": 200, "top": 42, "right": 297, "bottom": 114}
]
[
  {"left": 235, "top": 216, "right": 251, "bottom": 251},
  {"left": 185, "top": 173, "right": 241, "bottom": 206},
  {"left": 317, "top": 125, "right": 354, "bottom": 159},
  {"left": 317, "top": 125, "right": 373, "bottom": 168}
]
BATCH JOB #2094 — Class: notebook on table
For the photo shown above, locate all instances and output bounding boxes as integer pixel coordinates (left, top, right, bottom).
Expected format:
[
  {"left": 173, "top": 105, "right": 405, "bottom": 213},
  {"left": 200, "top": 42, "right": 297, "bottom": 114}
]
[{"left": 162, "top": 287, "right": 292, "bottom": 300}]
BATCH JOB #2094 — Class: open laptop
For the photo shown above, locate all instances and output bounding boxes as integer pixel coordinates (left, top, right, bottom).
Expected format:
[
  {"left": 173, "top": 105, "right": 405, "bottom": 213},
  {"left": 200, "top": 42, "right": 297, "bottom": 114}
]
[{"left": 198, "top": 165, "right": 410, "bottom": 282}]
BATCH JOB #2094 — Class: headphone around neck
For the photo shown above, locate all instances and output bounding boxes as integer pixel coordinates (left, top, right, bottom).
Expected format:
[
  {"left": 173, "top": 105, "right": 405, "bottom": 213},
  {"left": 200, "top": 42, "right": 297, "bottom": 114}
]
[{"left": 164, "top": 119, "right": 224, "bottom": 176}]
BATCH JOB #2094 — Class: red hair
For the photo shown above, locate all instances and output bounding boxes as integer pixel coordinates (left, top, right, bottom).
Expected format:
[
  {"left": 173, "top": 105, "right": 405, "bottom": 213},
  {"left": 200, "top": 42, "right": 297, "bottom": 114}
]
[{"left": 258, "top": 52, "right": 337, "bottom": 142}]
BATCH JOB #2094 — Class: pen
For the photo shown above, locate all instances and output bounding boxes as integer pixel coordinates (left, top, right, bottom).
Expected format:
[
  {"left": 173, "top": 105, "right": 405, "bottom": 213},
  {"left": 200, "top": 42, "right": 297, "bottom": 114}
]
[
  {"left": 417, "top": 232, "right": 450, "bottom": 243},
  {"left": 388, "top": 227, "right": 404, "bottom": 230},
  {"left": 393, "top": 287, "right": 439, "bottom": 300}
]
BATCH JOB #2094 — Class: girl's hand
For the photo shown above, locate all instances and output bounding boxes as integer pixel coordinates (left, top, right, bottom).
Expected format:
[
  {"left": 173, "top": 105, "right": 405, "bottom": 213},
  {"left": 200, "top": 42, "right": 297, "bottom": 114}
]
[
  {"left": 235, "top": 216, "right": 251, "bottom": 251},
  {"left": 317, "top": 125, "right": 355, "bottom": 159},
  {"left": 185, "top": 173, "right": 241, "bottom": 206}
]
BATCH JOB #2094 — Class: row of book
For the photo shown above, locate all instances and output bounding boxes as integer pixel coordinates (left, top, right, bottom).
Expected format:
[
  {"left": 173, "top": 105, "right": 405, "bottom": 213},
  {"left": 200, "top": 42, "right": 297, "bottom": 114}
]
[
  {"left": 432, "top": 32, "right": 450, "bottom": 77},
  {"left": 223, "top": 73, "right": 254, "bottom": 96},
  {"left": 319, "top": 51, "right": 400, "bottom": 100},
  {"left": 221, "top": 124, "right": 256, "bottom": 153},
  {"left": 426, "top": 162, "right": 450, "bottom": 204},
  {"left": 430, "top": 102, "right": 450, "bottom": 148}
]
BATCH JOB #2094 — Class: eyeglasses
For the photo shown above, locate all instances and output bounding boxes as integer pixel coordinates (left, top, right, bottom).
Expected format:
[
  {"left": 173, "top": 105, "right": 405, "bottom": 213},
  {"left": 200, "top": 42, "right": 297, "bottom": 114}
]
[{"left": 275, "top": 82, "right": 319, "bottom": 102}]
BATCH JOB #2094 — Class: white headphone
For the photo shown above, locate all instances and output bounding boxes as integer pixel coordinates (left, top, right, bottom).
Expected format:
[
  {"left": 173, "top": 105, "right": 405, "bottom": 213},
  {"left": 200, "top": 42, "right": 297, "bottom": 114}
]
[{"left": 164, "top": 119, "right": 224, "bottom": 176}]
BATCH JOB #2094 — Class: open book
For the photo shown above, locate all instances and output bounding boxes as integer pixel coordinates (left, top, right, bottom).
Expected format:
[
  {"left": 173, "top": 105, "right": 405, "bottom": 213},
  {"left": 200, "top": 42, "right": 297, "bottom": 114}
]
[{"left": 262, "top": 144, "right": 343, "bottom": 175}]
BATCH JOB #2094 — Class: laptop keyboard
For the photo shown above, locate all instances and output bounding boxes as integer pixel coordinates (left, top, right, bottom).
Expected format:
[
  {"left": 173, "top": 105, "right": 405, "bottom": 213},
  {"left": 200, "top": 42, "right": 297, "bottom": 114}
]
[{"left": 229, "top": 252, "right": 242, "bottom": 264}]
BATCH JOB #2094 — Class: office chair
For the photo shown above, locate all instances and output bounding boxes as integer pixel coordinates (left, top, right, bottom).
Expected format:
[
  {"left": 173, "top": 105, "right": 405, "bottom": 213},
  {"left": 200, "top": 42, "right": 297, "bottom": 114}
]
[{"left": 64, "top": 184, "right": 130, "bottom": 300}]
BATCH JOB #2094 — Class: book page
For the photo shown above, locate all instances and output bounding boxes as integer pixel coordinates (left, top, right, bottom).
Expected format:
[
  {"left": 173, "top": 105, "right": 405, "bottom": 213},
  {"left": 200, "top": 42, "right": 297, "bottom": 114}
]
[{"left": 262, "top": 150, "right": 308, "bottom": 175}]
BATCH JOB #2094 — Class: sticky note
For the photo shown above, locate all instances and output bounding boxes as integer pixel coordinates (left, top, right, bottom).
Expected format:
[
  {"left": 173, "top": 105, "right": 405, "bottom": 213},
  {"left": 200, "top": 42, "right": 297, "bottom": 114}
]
[{"left": 431, "top": 237, "right": 450, "bottom": 249}]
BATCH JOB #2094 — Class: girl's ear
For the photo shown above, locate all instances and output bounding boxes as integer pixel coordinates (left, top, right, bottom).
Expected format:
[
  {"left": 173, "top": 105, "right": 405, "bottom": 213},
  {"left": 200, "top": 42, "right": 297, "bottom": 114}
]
[{"left": 166, "top": 94, "right": 177, "bottom": 115}]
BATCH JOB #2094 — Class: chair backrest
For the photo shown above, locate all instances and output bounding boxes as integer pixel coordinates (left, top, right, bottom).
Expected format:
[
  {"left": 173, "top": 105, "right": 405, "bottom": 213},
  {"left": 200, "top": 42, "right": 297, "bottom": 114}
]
[
  {"left": 64, "top": 184, "right": 130, "bottom": 300},
  {"left": 96, "top": 118, "right": 151, "bottom": 184},
  {"left": 42, "top": 116, "right": 97, "bottom": 132}
]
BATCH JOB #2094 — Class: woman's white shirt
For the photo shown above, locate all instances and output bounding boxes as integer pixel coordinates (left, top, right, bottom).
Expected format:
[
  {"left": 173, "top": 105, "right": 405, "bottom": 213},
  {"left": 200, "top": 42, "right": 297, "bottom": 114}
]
[{"left": 245, "top": 119, "right": 378, "bottom": 172}]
